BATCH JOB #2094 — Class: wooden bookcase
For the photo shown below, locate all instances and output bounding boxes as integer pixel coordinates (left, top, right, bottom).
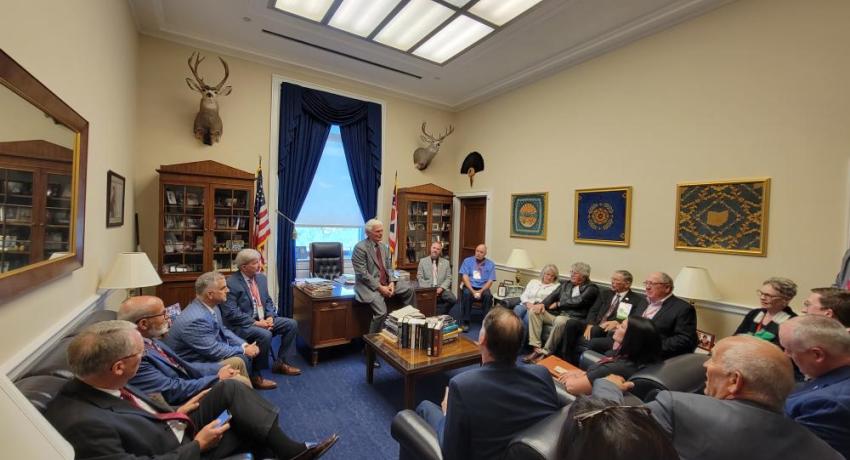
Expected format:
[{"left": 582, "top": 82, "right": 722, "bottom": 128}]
[
  {"left": 0, "top": 140, "right": 73, "bottom": 273},
  {"left": 156, "top": 161, "right": 254, "bottom": 308},
  {"left": 396, "top": 183, "right": 453, "bottom": 277}
]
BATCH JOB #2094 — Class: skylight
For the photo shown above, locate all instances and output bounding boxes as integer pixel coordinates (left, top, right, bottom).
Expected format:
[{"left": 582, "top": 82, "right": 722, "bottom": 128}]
[{"left": 272, "top": 0, "right": 543, "bottom": 64}]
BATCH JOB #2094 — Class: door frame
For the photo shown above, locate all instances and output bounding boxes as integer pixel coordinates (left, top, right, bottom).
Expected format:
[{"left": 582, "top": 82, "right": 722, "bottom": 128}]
[{"left": 452, "top": 191, "right": 492, "bottom": 277}]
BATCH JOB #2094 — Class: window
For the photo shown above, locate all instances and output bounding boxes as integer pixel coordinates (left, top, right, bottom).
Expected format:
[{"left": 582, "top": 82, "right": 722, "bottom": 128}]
[{"left": 295, "top": 125, "right": 364, "bottom": 263}]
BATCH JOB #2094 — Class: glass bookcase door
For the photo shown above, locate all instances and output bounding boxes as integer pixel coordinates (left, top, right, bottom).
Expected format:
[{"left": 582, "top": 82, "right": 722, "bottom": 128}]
[
  {"left": 212, "top": 187, "right": 250, "bottom": 272},
  {"left": 43, "top": 172, "right": 72, "bottom": 260},
  {"left": 431, "top": 202, "right": 451, "bottom": 258},
  {"left": 162, "top": 184, "right": 205, "bottom": 275},
  {"left": 404, "top": 200, "right": 429, "bottom": 264},
  {"left": 0, "top": 168, "right": 34, "bottom": 273}
]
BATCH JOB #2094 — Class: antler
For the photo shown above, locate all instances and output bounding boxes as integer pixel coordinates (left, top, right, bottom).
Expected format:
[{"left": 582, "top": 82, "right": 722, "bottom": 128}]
[
  {"left": 420, "top": 122, "right": 437, "bottom": 143},
  {"left": 213, "top": 57, "right": 230, "bottom": 91},
  {"left": 437, "top": 125, "right": 454, "bottom": 141},
  {"left": 187, "top": 52, "right": 206, "bottom": 86}
]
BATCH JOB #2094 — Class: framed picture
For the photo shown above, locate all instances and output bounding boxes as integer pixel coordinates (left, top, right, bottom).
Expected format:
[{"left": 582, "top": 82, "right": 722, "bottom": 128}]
[
  {"left": 106, "top": 170, "right": 125, "bottom": 227},
  {"left": 166, "top": 190, "right": 177, "bottom": 205},
  {"left": 697, "top": 330, "right": 716, "bottom": 352},
  {"left": 510, "top": 192, "right": 547, "bottom": 239},
  {"left": 675, "top": 178, "right": 770, "bottom": 256},
  {"left": 575, "top": 186, "right": 632, "bottom": 246}
]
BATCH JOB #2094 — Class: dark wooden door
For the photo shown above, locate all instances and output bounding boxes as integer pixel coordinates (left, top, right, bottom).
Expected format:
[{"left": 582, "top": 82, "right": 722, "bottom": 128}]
[{"left": 459, "top": 197, "right": 487, "bottom": 263}]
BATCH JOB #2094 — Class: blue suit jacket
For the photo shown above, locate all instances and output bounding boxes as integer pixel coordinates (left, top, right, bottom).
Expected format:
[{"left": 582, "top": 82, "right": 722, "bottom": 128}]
[
  {"left": 785, "top": 366, "right": 850, "bottom": 458},
  {"left": 222, "top": 272, "right": 276, "bottom": 330},
  {"left": 164, "top": 299, "right": 245, "bottom": 364},
  {"left": 442, "top": 362, "right": 561, "bottom": 460},
  {"left": 129, "top": 338, "right": 220, "bottom": 405}
]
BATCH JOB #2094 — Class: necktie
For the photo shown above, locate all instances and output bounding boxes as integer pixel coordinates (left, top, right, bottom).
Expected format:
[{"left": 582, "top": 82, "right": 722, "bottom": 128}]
[
  {"left": 603, "top": 294, "right": 620, "bottom": 321},
  {"left": 249, "top": 278, "right": 265, "bottom": 320},
  {"left": 145, "top": 340, "right": 184, "bottom": 372},
  {"left": 375, "top": 243, "right": 389, "bottom": 285},
  {"left": 432, "top": 259, "right": 438, "bottom": 287},
  {"left": 119, "top": 387, "right": 196, "bottom": 433}
]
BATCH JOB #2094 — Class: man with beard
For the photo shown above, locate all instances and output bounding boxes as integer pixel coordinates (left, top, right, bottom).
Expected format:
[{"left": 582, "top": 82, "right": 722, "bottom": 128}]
[{"left": 118, "top": 295, "right": 252, "bottom": 405}]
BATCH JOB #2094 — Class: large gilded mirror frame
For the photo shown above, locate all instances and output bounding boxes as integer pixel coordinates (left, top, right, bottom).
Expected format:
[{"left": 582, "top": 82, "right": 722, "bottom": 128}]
[{"left": 0, "top": 49, "right": 88, "bottom": 302}]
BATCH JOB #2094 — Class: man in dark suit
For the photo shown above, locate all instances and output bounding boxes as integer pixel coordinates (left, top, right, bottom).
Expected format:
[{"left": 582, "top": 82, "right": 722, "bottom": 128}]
[
  {"left": 417, "top": 241, "right": 456, "bottom": 313},
  {"left": 593, "top": 335, "right": 842, "bottom": 460},
  {"left": 415, "top": 307, "right": 562, "bottom": 460},
  {"left": 118, "top": 295, "right": 253, "bottom": 405},
  {"left": 222, "top": 248, "right": 301, "bottom": 377},
  {"left": 631, "top": 271, "right": 698, "bottom": 358},
  {"left": 164, "top": 271, "right": 277, "bottom": 389},
  {"left": 352, "top": 218, "right": 416, "bottom": 335},
  {"left": 44, "top": 320, "right": 338, "bottom": 460}
]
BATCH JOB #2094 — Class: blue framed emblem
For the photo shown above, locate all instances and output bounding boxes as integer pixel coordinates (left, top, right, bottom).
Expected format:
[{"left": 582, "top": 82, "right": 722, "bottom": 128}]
[
  {"left": 511, "top": 193, "right": 547, "bottom": 239},
  {"left": 575, "top": 187, "right": 632, "bottom": 246}
]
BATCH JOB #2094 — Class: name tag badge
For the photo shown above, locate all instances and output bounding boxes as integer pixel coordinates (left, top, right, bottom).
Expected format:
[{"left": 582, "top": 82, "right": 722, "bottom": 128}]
[
  {"left": 616, "top": 302, "right": 632, "bottom": 321},
  {"left": 473, "top": 270, "right": 482, "bottom": 280}
]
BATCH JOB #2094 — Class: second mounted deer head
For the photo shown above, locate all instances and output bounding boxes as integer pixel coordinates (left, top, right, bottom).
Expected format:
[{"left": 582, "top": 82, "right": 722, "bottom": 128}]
[
  {"left": 413, "top": 122, "right": 454, "bottom": 170},
  {"left": 185, "top": 52, "right": 232, "bottom": 146}
]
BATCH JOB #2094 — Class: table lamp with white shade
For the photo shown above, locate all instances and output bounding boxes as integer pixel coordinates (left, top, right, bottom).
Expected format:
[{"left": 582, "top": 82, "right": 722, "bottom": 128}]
[
  {"left": 505, "top": 248, "right": 534, "bottom": 284},
  {"left": 100, "top": 252, "right": 163, "bottom": 297},
  {"left": 673, "top": 266, "right": 721, "bottom": 303}
]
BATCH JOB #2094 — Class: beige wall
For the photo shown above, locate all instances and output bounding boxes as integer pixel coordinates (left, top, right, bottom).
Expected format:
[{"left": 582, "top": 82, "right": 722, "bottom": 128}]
[
  {"left": 134, "top": 36, "right": 456, "bottom": 275},
  {"left": 0, "top": 0, "right": 139, "bottom": 456},
  {"left": 451, "top": 0, "right": 850, "bottom": 337},
  {"left": 0, "top": 86, "right": 76, "bottom": 147}
]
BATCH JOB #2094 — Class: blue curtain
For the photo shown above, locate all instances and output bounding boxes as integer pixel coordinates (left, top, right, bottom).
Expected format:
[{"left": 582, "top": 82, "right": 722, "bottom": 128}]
[{"left": 276, "top": 83, "right": 382, "bottom": 315}]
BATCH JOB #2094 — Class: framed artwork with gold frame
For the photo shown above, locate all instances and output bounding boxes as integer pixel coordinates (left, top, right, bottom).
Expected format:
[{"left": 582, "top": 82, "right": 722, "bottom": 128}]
[
  {"left": 675, "top": 178, "right": 770, "bottom": 256},
  {"left": 574, "top": 186, "right": 632, "bottom": 246},
  {"left": 510, "top": 192, "right": 547, "bottom": 239}
]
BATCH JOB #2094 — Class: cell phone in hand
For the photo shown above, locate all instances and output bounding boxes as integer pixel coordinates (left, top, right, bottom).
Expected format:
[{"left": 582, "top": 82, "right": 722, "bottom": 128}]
[{"left": 215, "top": 409, "right": 232, "bottom": 427}]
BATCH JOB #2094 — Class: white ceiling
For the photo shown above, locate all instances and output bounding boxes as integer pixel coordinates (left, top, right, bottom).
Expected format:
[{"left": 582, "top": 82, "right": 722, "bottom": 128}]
[{"left": 130, "top": 0, "right": 731, "bottom": 111}]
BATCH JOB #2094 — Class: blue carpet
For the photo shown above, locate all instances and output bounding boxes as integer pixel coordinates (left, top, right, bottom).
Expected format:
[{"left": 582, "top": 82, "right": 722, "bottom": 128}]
[{"left": 258, "top": 321, "right": 483, "bottom": 460}]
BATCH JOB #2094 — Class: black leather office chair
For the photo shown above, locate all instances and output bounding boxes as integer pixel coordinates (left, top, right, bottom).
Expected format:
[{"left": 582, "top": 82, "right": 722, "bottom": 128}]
[{"left": 309, "top": 242, "right": 344, "bottom": 279}]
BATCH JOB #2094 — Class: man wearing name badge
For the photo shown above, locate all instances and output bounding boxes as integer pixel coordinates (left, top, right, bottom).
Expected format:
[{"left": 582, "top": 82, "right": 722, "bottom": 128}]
[
  {"left": 44, "top": 320, "right": 339, "bottom": 460},
  {"left": 118, "top": 295, "right": 253, "bottom": 405},
  {"left": 353, "top": 219, "right": 416, "bottom": 346},
  {"left": 417, "top": 241, "right": 456, "bottom": 314},
  {"left": 164, "top": 271, "right": 278, "bottom": 390},
  {"left": 458, "top": 244, "right": 496, "bottom": 332},
  {"left": 222, "top": 248, "right": 301, "bottom": 377}
]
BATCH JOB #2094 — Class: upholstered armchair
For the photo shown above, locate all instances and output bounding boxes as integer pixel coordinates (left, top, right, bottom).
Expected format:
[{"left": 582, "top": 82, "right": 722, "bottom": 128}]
[{"left": 309, "top": 242, "right": 344, "bottom": 279}]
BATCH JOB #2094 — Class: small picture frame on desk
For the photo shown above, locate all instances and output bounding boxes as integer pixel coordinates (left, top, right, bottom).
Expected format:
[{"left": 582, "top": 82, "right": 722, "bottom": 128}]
[{"left": 497, "top": 284, "right": 507, "bottom": 297}]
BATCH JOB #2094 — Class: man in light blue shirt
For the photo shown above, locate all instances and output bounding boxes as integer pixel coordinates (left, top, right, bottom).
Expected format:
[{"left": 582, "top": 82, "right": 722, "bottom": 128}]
[{"left": 459, "top": 244, "right": 496, "bottom": 331}]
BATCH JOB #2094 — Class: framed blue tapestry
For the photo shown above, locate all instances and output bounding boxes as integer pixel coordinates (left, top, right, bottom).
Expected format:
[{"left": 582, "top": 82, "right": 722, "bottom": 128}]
[
  {"left": 574, "top": 186, "right": 632, "bottom": 246},
  {"left": 511, "top": 193, "right": 547, "bottom": 239},
  {"left": 675, "top": 178, "right": 770, "bottom": 256}
]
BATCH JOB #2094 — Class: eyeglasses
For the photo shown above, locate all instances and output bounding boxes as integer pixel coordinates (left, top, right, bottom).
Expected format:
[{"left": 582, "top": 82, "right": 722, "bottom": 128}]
[
  {"left": 135, "top": 311, "right": 169, "bottom": 322},
  {"left": 756, "top": 290, "right": 783, "bottom": 300},
  {"left": 643, "top": 281, "right": 669, "bottom": 287},
  {"left": 574, "top": 405, "right": 652, "bottom": 428},
  {"left": 114, "top": 349, "right": 143, "bottom": 364}
]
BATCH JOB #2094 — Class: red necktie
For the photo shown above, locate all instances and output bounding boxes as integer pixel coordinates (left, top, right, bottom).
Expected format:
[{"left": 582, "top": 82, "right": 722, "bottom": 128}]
[
  {"left": 375, "top": 244, "right": 389, "bottom": 286},
  {"left": 119, "top": 387, "right": 195, "bottom": 433},
  {"left": 145, "top": 340, "right": 183, "bottom": 371},
  {"left": 249, "top": 278, "right": 265, "bottom": 320}
]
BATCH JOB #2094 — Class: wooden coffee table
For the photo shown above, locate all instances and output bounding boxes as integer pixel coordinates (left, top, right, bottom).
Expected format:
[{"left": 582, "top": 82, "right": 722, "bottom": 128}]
[{"left": 363, "top": 333, "right": 482, "bottom": 409}]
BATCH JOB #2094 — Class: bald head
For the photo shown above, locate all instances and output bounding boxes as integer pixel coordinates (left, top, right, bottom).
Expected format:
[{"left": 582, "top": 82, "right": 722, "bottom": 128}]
[
  {"left": 474, "top": 244, "right": 487, "bottom": 261},
  {"left": 117, "top": 296, "right": 163, "bottom": 323},
  {"left": 705, "top": 335, "right": 794, "bottom": 411}
]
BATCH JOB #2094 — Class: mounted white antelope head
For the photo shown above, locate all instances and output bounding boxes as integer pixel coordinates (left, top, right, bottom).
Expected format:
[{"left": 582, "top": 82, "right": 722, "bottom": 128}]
[
  {"left": 413, "top": 122, "right": 454, "bottom": 170},
  {"left": 185, "top": 52, "right": 232, "bottom": 145}
]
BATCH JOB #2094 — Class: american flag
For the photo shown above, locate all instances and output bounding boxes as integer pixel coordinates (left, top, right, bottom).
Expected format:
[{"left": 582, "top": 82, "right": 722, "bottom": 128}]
[
  {"left": 388, "top": 171, "right": 398, "bottom": 269},
  {"left": 253, "top": 164, "right": 270, "bottom": 268}
]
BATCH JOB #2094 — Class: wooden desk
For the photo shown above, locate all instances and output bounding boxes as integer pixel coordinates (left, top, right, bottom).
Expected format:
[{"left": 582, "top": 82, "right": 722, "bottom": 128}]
[
  {"left": 363, "top": 332, "right": 481, "bottom": 409},
  {"left": 292, "top": 282, "right": 437, "bottom": 365}
]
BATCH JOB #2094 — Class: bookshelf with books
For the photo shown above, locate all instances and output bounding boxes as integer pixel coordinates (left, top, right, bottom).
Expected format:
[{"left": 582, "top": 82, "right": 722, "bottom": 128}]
[
  {"left": 157, "top": 161, "right": 254, "bottom": 308},
  {"left": 397, "top": 183, "right": 453, "bottom": 278}
]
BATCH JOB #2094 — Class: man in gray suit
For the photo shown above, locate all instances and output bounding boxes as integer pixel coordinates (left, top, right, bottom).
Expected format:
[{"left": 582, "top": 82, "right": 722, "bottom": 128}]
[
  {"left": 353, "top": 219, "right": 416, "bottom": 338},
  {"left": 592, "top": 335, "right": 842, "bottom": 460},
  {"left": 417, "top": 241, "right": 456, "bottom": 314}
]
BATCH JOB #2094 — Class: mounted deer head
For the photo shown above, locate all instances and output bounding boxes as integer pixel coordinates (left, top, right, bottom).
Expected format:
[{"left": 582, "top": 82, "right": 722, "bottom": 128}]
[
  {"left": 185, "top": 52, "right": 232, "bottom": 145},
  {"left": 413, "top": 122, "right": 454, "bottom": 170}
]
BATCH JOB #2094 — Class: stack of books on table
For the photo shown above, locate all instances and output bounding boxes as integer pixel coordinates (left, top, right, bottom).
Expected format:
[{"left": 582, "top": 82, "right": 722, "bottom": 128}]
[
  {"left": 382, "top": 311, "right": 461, "bottom": 356},
  {"left": 297, "top": 278, "right": 334, "bottom": 297}
]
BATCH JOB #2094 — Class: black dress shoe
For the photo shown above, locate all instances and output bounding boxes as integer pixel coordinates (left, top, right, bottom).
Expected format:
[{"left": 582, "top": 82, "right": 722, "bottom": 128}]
[{"left": 292, "top": 433, "right": 339, "bottom": 460}]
